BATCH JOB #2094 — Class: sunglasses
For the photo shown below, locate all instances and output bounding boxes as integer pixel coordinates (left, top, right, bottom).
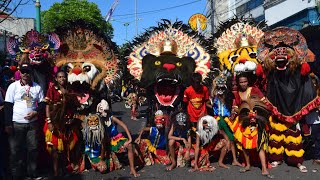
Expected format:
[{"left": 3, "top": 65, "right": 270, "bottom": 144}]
[{"left": 21, "top": 70, "right": 31, "bottom": 74}]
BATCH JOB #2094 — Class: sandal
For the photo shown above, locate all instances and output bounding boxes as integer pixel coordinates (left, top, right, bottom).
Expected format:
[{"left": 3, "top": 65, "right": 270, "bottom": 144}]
[
  {"left": 262, "top": 173, "right": 275, "bottom": 179},
  {"left": 130, "top": 172, "right": 141, "bottom": 177},
  {"left": 298, "top": 165, "right": 308, "bottom": 173},
  {"left": 270, "top": 161, "right": 281, "bottom": 168},
  {"left": 239, "top": 168, "right": 250, "bottom": 173}
]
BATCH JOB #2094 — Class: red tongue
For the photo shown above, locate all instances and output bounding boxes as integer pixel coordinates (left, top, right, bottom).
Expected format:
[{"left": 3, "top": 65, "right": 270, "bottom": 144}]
[{"left": 77, "top": 93, "right": 89, "bottom": 104}]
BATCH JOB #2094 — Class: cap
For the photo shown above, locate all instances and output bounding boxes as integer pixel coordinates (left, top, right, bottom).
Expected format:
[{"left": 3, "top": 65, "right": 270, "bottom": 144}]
[{"left": 20, "top": 63, "right": 32, "bottom": 72}]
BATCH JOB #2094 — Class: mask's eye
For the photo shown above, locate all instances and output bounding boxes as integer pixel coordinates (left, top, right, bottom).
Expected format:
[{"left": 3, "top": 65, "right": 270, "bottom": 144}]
[
  {"left": 176, "top": 62, "right": 182, "bottom": 67},
  {"left": 229, "top": 55, "right": 239, "bottom": 63},
  {"left": 155, "top": 61, "right": 161, "bottom": 66},
  {"left": 239, "top": 108, "right": 250, "bottom": 116},
  {"left": 66, "top": 66, "right": 72, "bottom": 73},
  {"left": 253, "top": 106, "right": 270, "bottom": 118},
  {"left": 249, "top": 52, "right": 257, "bottom": 59},
  {"left": 83, "top": 65, "right": 91, "bottom": 72}
]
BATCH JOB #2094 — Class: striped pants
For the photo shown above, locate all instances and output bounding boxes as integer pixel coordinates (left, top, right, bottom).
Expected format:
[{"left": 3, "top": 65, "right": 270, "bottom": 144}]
[{"left": 268, "top": 119, "right": 304, "bottom": 166}]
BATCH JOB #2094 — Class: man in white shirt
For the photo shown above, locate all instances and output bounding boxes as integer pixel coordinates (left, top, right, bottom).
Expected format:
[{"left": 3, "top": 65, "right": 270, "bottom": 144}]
[{"left": 4, "top": 63, "right": 45, "bottom": 180}]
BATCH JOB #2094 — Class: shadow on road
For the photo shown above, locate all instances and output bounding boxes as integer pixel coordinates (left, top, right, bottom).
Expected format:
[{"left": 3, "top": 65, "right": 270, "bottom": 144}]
[{"left": 112, "top": 111, "right": 126, "bottom": 116}]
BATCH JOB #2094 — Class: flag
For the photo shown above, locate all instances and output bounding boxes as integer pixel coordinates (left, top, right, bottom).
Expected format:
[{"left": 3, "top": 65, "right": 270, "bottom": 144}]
[{"left": 105, "top": 0, "right": 119, "bottom": 22}]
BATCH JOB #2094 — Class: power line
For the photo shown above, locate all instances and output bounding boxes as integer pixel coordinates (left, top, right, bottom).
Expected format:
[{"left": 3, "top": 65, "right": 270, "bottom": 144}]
[
  {"left": 0, "top": 0, "right": 23, "bottom": 24},
  {"left": 112, "top": 0, "right": 201, "bottom": 17},
  {"left": 202, "top": 0, "right": 210, "bottom": 15}
]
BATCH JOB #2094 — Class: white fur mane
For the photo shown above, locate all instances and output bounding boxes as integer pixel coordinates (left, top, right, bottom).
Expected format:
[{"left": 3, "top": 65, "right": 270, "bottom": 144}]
[{"left": 197, "top": 115, "right": 219, "bottom": 145}]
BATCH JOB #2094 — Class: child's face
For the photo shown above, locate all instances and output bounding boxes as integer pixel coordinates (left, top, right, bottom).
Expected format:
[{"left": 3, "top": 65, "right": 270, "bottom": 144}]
[
  {"left": 238, "top": 77, "right": 248, "bottom": 91},
  {"left": 55, "top": 72, "right": 67, "bottom": 86}
]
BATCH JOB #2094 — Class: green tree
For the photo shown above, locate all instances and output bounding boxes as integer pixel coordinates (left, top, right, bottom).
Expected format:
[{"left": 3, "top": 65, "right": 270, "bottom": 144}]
[{"left": 41, "top": 0, "right": 114, "bottom": 38}]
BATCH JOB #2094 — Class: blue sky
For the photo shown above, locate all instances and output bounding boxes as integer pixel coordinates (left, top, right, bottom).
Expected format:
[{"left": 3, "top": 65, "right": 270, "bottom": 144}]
[{"left": 14, "top": 0, "right": 207, "bottom": 45}]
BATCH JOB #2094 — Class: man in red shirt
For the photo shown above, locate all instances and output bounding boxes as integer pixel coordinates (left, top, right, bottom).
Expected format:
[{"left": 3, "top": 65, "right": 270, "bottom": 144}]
[{"left": 183, "top": 73, "right": 210, "bottom": 125}]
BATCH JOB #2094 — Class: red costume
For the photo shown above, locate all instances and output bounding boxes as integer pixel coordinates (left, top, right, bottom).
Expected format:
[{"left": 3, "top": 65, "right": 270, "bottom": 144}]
[
  {"left": 233, "top": 86, "right": 264, "bottom": 107},
  {"left": 183, "top": 85, "right": 209, "bottom": 123},
  {"left": 44, "top": 83, "right": 77, "bottom": 153}
]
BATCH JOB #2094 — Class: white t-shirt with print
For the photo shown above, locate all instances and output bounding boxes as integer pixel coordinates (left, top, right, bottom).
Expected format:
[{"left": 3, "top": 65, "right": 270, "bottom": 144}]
[{"left": 5, "top": 81, "right": 44, "bottom": 123}]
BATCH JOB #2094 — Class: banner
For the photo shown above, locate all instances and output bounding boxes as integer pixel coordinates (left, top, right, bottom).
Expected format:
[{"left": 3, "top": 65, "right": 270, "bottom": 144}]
[{"left": 105, "top": 0, "right": 119, "bottom": 22}]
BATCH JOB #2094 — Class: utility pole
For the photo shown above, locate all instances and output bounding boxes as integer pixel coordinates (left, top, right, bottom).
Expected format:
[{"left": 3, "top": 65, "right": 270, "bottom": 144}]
[
  {"left": 124, "top": 22, "right": 129, "bottom": 41},
  {"left": 35, "top": 0, "right": 41, "bottom": 32},
  {"left": 210, "top": 0, "right": 215, "bottom": 35},
  {"left": 135, "top": 0, "right": 138, "bottom": 36},
  {"left": 110, "top": 18, "right": 142, "bottom": 41}
]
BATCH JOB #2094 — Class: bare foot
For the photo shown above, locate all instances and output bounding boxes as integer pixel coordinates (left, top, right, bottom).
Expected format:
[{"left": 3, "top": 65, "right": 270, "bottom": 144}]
[
  {"left": 131, "top": 116, "right": 137, "bottom": 120},
  {"left": 232, "top": 161, "right": 244, "bottom": 167},
  {"left": 130, "top": 171, "right": 141, "bottom": 177},
  {"left": 262, "top": 171, "right": 275, "bottom": 179},
  {"left": 239, "top": 166, "right": 250, "bottom": 173},
  {"left": 218, "top": 162, "right": 230, "bottom": 169},
  {"left": 166, "top": 163, "right": 176, "bottom": 171},
  {"left": 314, "top": 159, "right": 320, "bottom": 165},
  {"left": 188, "top": 168, "right": 198, "bottom": 172},
  {"left": 200, "top": 166, "right": 216, "bottom": 172}
]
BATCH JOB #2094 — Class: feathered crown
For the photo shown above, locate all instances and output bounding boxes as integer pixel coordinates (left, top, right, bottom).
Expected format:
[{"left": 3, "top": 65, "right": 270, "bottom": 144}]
[
  {"left": 257, "top": 27, "right": 309, "bottom": 63},
  {"left": 127, "top": 20, "right": 212, "bottom": 81},
  {"left": 7, "top": 29, "right": 60, "bottom": 64},
  {"left": 215, "top": 20, "right": 265, "bottom": 54},
  {"left": 54, "top": 20, "right": 121, "bottom": 88},
  {"left": 56, "top": 25, "right": 114, "bottom": 63}
]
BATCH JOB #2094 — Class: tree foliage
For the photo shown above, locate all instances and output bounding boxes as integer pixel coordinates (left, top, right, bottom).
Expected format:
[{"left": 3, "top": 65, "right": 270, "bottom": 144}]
[
  {"left": 41, "top": 0, "right": 113, "bottom": 38},
  {"left": 118, "top": 42, "right": 134, "bottom": 82}
]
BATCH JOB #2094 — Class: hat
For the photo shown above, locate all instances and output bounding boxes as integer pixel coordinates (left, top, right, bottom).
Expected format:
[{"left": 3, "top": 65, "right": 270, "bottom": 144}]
[{"left": 20, "top": 63, "right": 32, "bottom": 72}]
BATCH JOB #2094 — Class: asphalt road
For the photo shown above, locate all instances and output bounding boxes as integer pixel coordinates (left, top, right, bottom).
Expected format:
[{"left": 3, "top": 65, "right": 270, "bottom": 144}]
[{"left": 65, "top": 101, "right": 320, "bottom": 180}]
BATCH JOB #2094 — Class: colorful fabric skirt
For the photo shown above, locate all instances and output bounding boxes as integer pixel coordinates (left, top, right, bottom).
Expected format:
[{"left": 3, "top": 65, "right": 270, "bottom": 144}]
[
  {"left": 43, "top": 121, "right": 78, "bottom": 153},
  {"left": 109, "top": 133, "right": 128, "bottom": 171},
  {"left": 80, "top": 133, "right": 128, "bottom": 173},
  {"left": 190, "top": 135, "right": 224, "bottom": 169},
  {"left": 110, "top": 133, "right": 127, "bottom": 153},
  {"left": 175, "top": 141, "right": 192, "bottom": 167},
  {"left": 138, "top": 139, "right": 170, "bottom": 165},
  {"left": 226, "top": 117, "right": 266, "bottom": 150},
  {"left": 215, "top": 116, "right": 235, "bottom": 141},
  {"left": 81, "top": 151, "right": 122, "bottom": 173}
]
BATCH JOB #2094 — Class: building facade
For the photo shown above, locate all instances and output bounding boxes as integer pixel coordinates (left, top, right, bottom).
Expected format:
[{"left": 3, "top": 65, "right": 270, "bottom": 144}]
[
  {"left": 0, "top": 13, "right": 35, "bottom": 54},
  {"left": 206, "top": 0, "right": 265, "bottom": 35},
  {"left": 264, "top": 0, "right": 320, "bottom": 29}
]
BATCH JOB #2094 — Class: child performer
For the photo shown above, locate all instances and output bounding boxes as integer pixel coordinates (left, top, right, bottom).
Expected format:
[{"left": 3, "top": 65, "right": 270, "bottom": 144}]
[
  {"left": 209, "top": 74, "right": 242, "bottom": 168},
  {"left": 191, "top": 115, "right": 228, "bottom": 172},
  {"left": 135, "top": 110, "right": 170, "bottom": 165},
  {"left": 166, "top": 111, "right": 191, "bottom": 171},
  {"left": 82, "top": 99, "right": 140, "bottom": 177}
]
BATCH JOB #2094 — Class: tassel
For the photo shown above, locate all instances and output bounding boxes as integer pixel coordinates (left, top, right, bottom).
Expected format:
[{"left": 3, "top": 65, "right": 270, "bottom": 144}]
[
  {"left": 53, "top": 66, "right": 59, "bottom": 74},
  {"left": 300, "top": 63, "right": 310, "bottom": 76},
  {"left": 10, "top": 66, "right": 17, "bottom": 71},
  {"left": 255, "top": 64, "right": 264, "bottom": 77}
]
